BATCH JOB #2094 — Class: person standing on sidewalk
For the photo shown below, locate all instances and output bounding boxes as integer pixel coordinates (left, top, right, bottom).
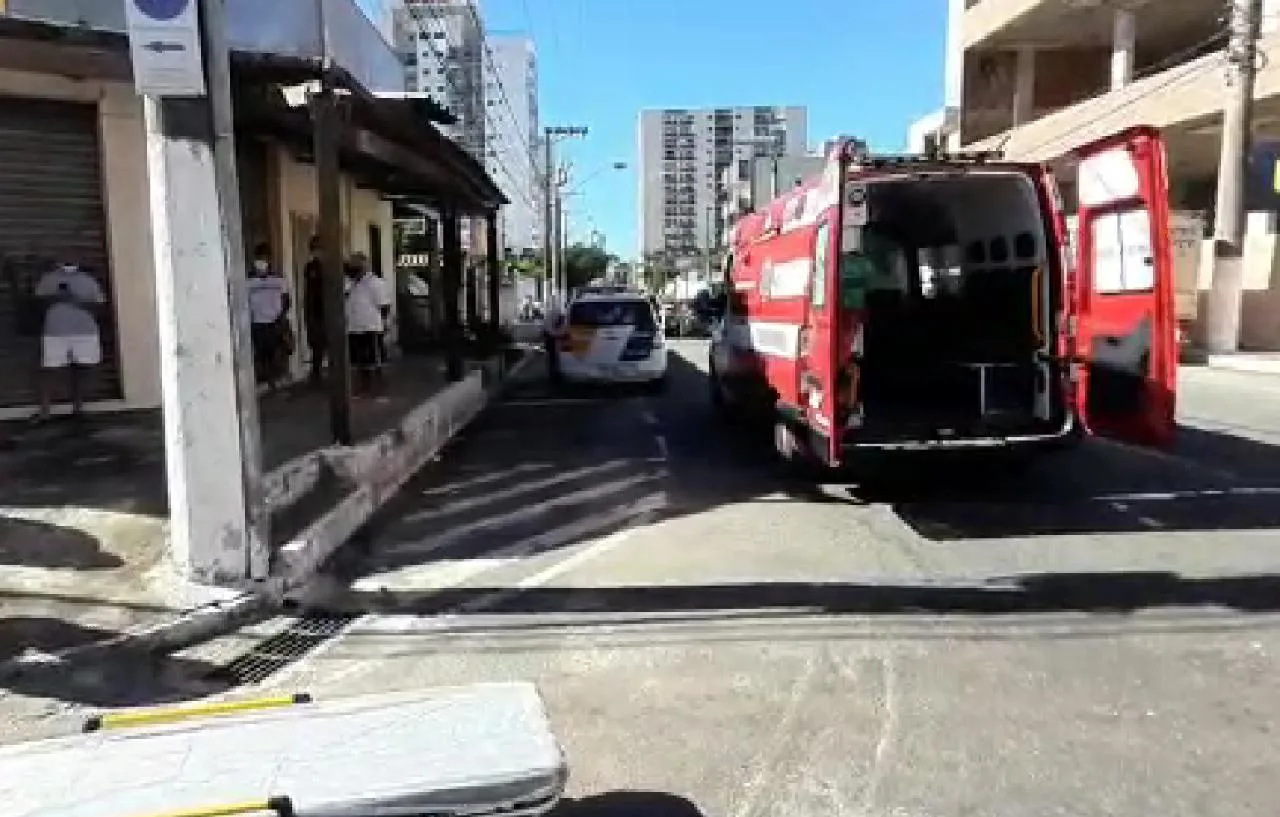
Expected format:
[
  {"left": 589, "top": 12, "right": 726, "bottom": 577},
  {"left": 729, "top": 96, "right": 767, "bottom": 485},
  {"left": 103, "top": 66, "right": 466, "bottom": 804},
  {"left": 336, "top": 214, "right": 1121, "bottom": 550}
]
[
  {"left": 247, "top": 242, "right": 291, "bottom": 394},
  {"left": 344, "top": 253, "right": 392, "bottom": 398},
  {"left": 302, "top": 236, "right": 327, "bottom": 386},
  {"left": 542, "top": 292, "right": 565, "bottom": 381},
  {"left": 32, "top": 261, "right": 106, "bottom": 424}
]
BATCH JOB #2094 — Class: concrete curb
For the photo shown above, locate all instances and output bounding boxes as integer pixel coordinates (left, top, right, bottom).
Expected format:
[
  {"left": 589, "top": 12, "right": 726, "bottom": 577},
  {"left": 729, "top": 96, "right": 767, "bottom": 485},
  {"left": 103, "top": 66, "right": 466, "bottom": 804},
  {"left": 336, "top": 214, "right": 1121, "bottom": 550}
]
[
  {"left": 1206, "top": 354, "right": 1280, "bottom": 376},
  {"left": 277, "top": 349, "right": 536, "bottom": 587},
  {"left": 0, "top": 349, "right": 535, "bottom": 679}
]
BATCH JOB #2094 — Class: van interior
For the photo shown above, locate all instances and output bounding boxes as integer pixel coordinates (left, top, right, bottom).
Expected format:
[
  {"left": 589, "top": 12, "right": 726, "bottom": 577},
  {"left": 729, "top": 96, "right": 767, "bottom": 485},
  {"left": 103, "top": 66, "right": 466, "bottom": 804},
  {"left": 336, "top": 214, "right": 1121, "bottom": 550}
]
[{"left": 840, "top": 171, "right": 1064, "bottom": 441}]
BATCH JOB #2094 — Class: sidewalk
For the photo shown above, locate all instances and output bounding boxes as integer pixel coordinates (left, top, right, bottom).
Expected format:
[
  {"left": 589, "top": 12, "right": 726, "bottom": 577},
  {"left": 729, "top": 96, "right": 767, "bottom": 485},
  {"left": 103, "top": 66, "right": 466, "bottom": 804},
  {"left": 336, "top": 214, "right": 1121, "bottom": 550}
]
[
  {"left": 0, "top": 349, "right": 530, "bottom": 683},
  {"left": 1204, "top": 352, "right": 1280, "bottom": 376}
]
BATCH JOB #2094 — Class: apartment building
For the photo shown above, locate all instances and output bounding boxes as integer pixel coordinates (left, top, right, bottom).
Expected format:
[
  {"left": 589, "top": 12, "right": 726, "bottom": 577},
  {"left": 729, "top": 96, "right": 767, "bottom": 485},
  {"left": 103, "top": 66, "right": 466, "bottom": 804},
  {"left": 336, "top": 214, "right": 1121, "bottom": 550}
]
[
  {"left": 638, "top": 106, "right": 807, "bottom": 262},
  {"left": 915, "top": 0, "right": 1280, "bottom": 351},
  {"left": 395, "top": 0, "right": 486, "bottom": 159},
  {"left": 484, "top": 35, "right": 542, "bottom": 253},
  {"left": 718, "top": 154, "right": 827, "bottom": 230}
]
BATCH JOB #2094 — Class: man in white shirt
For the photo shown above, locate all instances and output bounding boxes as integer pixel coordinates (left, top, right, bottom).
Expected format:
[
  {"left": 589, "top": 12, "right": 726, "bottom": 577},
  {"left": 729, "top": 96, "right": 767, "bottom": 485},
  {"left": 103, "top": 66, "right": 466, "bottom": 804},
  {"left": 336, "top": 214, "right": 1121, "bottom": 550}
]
[
  {"left": 246, "top": 242, "right": 291, "bottom": 393},
  {"left": 34, "top": 262, "right": 106, "bottom": 422},
  {"left": 344, "top": 252, "right": 392, "bottom": 397}
]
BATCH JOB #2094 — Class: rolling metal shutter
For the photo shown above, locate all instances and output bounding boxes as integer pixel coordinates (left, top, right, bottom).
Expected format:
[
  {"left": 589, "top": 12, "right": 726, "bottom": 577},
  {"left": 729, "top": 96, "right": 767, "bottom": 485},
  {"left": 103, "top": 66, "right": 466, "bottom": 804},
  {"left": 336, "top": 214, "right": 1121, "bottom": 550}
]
[{"left": 0, "top": 97, "right": 119, "bottom": 408}]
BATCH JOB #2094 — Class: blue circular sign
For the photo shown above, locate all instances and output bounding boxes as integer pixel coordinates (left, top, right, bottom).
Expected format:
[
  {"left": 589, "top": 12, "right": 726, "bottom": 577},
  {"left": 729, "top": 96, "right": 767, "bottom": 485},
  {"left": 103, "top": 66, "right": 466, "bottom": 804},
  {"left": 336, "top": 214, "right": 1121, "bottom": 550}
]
[{"left": 134, "top": 0, "right": 190, "bottom": 22}]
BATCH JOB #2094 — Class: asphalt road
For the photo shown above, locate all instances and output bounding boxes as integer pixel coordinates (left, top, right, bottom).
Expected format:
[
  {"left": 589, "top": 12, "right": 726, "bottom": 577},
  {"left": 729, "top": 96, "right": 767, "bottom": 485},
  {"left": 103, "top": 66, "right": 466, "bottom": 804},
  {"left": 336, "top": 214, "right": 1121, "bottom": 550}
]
[{"left": 12, "top": 342, "right": 1280, "bottom": 816}]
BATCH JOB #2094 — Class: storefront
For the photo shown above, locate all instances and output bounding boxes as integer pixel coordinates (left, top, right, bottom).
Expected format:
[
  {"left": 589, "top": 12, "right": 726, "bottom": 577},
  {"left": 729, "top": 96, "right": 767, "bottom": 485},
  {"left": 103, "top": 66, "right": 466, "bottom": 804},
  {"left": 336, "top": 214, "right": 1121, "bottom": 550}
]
[{"left": 0, "top": 96, "right": 120, "bottom": 408}]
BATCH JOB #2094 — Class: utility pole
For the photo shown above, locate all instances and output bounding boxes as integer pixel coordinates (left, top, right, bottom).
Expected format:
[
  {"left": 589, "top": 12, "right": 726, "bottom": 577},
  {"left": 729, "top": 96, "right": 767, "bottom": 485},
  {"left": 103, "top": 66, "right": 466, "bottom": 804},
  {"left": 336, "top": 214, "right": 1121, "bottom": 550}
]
[
  {"left": 557, "top": 164, "right": 570, "bottom": 297},
  {"left": 542, "top": 125, "right": 587, "bottom": 306},
  {"left": 1207, "top": 0, "right": 1263, "bottom": 354},
  {"left": 542, "top": 132, "right": 555, "bottom": 305},
  {"left": 143, "top": 0, "right": 268, "bottom": 584},
  {"left": 313, "top": 81, "right": 353, "bottom": 444}
]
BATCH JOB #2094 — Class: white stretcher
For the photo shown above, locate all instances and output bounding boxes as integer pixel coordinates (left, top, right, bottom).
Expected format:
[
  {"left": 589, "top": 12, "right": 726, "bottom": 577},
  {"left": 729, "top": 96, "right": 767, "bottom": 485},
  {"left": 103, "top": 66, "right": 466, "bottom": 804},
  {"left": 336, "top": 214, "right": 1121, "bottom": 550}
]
[{"left": 0, "top": 681, "right": 568, "bottom": 817}]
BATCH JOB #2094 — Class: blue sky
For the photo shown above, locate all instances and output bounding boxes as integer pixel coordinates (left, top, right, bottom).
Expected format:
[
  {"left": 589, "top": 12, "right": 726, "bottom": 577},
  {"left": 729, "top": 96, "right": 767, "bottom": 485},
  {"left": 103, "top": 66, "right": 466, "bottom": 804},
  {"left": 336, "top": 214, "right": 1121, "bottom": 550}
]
[{"left": 425, "top": 0, "right": 947, "bottom": 258}]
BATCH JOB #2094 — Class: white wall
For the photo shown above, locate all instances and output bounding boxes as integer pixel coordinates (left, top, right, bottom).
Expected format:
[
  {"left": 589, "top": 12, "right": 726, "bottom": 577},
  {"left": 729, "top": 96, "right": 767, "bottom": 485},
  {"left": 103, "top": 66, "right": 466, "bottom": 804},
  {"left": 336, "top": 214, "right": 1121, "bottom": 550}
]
[{"left": 484, "top": 35, "right": 541, "bottom": 252}]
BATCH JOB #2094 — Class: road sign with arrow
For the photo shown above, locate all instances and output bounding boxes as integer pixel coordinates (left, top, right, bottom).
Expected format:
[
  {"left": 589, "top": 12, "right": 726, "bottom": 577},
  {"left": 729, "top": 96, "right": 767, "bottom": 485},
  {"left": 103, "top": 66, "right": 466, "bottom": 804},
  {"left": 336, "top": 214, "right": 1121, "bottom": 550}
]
[{"left": 124, "top": 0, "right": 206, "bottom": 97}]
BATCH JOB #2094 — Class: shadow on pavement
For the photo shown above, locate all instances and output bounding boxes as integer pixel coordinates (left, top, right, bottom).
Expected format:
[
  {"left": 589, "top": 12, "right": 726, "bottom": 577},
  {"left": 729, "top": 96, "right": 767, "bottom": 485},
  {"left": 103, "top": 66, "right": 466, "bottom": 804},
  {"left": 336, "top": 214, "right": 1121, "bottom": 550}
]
[
  {"left": 0, "top": 617, "right": 229, "bottom": 708},
  {"left": 348, "top": 571, "right": 1280, "bottom": 618},
  {"left": 551, "top": 791, "right": 706, "bottom": 817},
  {"left": 337, "top": 343, "right": 1280, "bottom": 592},
  {"left": 0, "top": 517, "right": 122, "bottom": 570}
]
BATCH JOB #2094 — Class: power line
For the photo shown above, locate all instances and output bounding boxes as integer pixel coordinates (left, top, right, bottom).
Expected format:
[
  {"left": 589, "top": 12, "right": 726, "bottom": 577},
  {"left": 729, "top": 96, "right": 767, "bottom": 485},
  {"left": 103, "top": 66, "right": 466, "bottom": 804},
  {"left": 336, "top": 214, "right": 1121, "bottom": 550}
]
[
  {"left": 413, "top": 0, "right": 540, "bottom": 184},
  {"left": 459, "top": 0, "right": 540, "bottom": 175},
  {"left": 401, "top": 3, "right": 539, "bottom": 210}
]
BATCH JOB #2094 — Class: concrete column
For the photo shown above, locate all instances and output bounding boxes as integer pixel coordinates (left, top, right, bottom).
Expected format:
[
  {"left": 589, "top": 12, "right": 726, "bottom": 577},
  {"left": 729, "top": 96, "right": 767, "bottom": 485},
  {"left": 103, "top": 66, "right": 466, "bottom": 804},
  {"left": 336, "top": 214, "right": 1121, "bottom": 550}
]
[
  {"left": 1012, "top": 47, "right": 1036, "bottom": 126},
  {"left": 1111, "top": 8, "right": 1136, "bottom": 90},
  {"left": 144, "top": 97, "right": 267, "bottom": 585}
]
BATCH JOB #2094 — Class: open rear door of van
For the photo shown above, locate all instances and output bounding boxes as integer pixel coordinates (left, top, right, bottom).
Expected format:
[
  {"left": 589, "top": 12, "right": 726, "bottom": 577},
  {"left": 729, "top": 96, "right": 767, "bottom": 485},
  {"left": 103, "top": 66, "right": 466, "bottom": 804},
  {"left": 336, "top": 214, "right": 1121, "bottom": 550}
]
[{"left": 1071, "top": 126, "right": 1178, "bottom": 447}]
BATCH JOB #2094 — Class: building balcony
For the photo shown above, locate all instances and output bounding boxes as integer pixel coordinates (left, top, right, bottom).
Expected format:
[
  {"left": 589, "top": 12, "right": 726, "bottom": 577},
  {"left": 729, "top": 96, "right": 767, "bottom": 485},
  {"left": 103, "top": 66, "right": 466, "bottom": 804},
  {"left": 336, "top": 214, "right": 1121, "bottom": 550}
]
[
  {"left": 967, "top": 35, "right": 1280, "bottom": 176},
  {"left": 962, "top": 0, "right": 1219, "bottom": 52},
  {"left": 0, "top": 0, "right": 404, "bottom": 93}
]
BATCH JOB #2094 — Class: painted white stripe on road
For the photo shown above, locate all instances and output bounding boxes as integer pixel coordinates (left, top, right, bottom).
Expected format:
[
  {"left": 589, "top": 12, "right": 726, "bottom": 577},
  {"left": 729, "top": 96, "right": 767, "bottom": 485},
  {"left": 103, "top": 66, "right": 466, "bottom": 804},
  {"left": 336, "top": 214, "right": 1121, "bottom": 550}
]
[{"left": 361, "top": 492, "right": 667, "bottom": 618}]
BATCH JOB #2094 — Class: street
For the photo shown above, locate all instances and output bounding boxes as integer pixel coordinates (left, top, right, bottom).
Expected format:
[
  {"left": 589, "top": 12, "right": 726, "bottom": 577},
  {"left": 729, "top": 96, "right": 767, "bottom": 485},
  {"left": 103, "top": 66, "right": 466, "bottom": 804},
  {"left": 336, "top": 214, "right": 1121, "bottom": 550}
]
[
  {"left": 250, "top": 341, "right": 1280, "bottom": 816},
  {"left": 9, "top": 340, "right": 1280, "bottom": 816}
]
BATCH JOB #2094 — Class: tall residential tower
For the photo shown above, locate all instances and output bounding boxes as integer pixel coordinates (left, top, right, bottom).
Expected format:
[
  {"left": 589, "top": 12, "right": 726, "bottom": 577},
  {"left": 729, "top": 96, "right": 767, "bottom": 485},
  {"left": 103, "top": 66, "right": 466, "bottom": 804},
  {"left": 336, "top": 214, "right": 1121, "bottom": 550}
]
[{"left": 638, "top": 105, "right": 807, "bottom": 262}]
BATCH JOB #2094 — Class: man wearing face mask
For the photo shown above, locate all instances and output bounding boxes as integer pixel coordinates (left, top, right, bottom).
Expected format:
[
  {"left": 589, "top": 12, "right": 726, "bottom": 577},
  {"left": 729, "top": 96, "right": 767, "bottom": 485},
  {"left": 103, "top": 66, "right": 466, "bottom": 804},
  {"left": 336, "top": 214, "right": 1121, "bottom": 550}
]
[{"left": 246, "top": 242, "right": 291, "bottom": 393}]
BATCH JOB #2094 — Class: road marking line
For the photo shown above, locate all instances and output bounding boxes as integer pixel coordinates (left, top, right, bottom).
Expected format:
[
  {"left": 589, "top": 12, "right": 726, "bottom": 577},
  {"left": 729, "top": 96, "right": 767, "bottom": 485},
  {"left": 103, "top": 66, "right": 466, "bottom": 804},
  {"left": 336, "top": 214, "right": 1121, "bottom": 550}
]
[
  {"left": 640, "top": 407, "right": 659, "bottom": 426},
  {"left": 351, "top": 558, "right": 521, "bottom": 593},
  {"left": 655, "top": 434, "right": 669, "bottom": 460},
  {"left": 251, "top": 496, "right": 666, "bottom": 688}
]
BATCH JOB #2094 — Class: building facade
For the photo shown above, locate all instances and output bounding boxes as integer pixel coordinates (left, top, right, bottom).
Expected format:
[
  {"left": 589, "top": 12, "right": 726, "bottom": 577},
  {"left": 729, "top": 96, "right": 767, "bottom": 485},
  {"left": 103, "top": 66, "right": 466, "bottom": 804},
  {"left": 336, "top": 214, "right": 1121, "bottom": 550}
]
[
  {"left": 395, "top": 0, "right": 486, "bottom": 160},
  {"left": 484, "top": 35, "right": 542, "bottom": 253},
  {"left": 927, "top": 0, "right": 1280, "bottom": 351},
  {"left": 718, "top": 154, "right": 827, "bottom": 231},
  {"left": 638, "top": 106, "right": 807, "bottom": 262}
]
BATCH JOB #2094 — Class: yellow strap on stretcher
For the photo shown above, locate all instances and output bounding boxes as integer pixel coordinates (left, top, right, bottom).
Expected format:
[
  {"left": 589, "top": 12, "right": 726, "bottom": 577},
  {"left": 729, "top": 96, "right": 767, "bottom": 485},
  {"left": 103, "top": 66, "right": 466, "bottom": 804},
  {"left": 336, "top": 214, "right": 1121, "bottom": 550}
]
[
  {"left": 136, "top": 795, "right": 295, "bottom": 817},
  {"left": 82, "top": 693, "right": 313, "bottom": 733}
]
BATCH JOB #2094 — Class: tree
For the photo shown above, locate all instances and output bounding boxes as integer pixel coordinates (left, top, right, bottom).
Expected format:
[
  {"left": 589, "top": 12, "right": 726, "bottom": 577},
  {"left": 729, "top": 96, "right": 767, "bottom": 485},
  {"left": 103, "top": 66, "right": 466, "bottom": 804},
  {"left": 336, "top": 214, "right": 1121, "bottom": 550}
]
[
  {"left": 563, "top": 244, "right": 615, "bottom": 288},
  {"left": 642, "top": 251, "right": 677, "bottom": 294}
]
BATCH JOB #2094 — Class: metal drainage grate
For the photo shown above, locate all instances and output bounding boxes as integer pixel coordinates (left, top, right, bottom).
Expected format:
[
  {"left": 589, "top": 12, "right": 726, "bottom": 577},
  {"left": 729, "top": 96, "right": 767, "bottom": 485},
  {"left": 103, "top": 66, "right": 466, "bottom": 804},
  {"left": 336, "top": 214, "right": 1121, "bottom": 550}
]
[{"left": 206, "top": 613, "right": 359, "bottom": 686}]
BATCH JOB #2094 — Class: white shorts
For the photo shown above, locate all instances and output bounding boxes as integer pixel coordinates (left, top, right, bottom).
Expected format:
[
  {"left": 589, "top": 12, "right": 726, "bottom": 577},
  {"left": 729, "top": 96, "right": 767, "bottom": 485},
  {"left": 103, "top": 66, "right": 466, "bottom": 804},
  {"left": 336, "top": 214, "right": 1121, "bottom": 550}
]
[{"left": 42, "top": 335, "right": 102, "bottom": 369}]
